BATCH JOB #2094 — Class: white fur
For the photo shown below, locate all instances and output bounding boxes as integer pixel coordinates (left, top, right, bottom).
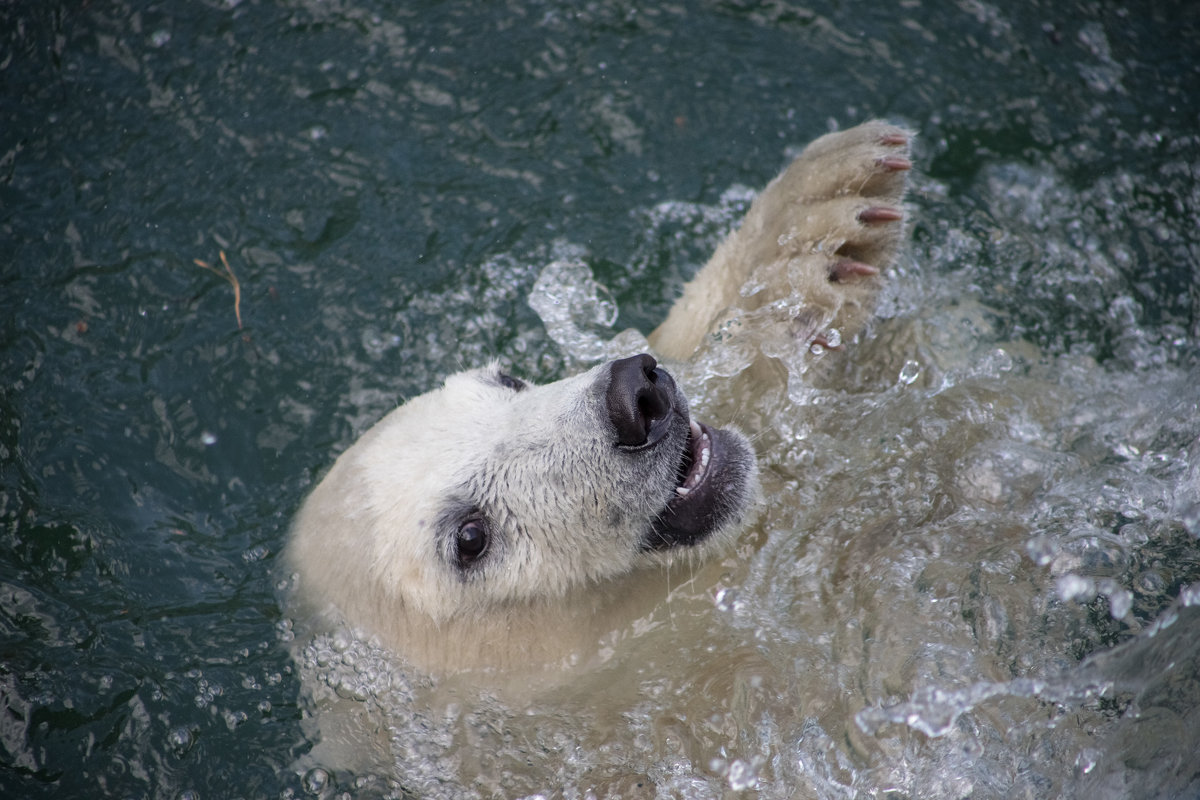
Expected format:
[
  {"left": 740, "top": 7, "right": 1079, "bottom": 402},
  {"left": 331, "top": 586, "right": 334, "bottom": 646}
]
[{"left": 286, "top": 120, "right": 912, "bottom": 675}]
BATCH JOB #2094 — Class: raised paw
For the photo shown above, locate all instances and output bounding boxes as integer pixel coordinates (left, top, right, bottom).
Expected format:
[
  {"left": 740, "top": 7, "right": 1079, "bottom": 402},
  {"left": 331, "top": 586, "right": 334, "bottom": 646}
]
[
  {"left": 762, "top": 122, "right": 913, "bottom": 345},
  {"left": 758, "top": 122, "right": 912, "bottom": 267},
  {"left": 647, "top": 120, "right": 914, "bottom": 361}
]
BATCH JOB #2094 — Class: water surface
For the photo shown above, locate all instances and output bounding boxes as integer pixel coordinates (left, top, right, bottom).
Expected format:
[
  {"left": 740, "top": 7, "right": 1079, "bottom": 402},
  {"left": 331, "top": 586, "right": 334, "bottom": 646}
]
[{"left": 2, "top": 1, "right": 1198, "bottom": 797}]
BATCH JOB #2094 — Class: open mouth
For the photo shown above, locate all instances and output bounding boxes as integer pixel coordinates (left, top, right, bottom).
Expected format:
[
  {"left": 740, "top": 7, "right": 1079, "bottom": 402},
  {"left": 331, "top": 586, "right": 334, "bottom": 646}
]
[
  {"left": 673, "top": 420, "right": 712, "bottom": 499},
  {"left": 643, "top": 417, "right": 751, "bottom": 551}
]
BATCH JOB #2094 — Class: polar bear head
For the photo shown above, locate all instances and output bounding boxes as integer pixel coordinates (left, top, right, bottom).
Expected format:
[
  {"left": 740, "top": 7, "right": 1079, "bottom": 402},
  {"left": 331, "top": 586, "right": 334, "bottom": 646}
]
[{"left": 287, "top": 354, "right": 757, "bottom": 670}]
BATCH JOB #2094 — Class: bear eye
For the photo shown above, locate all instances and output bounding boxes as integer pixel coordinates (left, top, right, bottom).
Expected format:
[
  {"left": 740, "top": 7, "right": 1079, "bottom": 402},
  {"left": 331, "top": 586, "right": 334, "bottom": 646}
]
[
  {"left": 496, "top": 372, "right": 527, "bottom": 392},
  {"left": 455, "top": 519, "right": 490, "bottom": 567}
]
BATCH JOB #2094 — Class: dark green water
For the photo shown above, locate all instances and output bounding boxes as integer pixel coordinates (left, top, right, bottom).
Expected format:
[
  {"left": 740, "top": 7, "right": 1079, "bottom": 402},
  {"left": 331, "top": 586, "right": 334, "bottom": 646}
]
[{"left": 2, "top": 1, "right": 1198, "bottom": 798}]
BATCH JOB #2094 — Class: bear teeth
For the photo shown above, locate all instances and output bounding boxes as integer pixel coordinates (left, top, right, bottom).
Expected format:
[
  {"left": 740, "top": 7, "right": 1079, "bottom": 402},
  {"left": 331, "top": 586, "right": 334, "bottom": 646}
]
[{"left": 675, "top": 421, "right": 712, "bottom": 498}]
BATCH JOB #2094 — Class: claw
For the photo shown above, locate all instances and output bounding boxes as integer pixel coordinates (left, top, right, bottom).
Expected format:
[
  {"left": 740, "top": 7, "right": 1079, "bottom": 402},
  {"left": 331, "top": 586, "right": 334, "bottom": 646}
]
[
  {"left": 858, "top": 206, "right": 904, "bottom": 224},
  {"left": 811, "top": 333, "right": 844, "bottom": 351},
  {"left": 879, "top": 132, "right": 909, "bottom": 147},
  {"left": 876, "top": 156, "right": 912, "bottom": 171},
  {"left": 829, "top": 259, "right": 880, "bottom": 282}
]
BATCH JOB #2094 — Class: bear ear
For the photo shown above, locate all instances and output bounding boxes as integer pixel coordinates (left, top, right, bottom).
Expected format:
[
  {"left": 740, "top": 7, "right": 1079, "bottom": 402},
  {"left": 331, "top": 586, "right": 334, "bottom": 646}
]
[
  {"left": 473, "top": 362, "right": 530, "bottom": 393},
  {"left": 493, "top": 371, "right": 528, "bottom": 392}
]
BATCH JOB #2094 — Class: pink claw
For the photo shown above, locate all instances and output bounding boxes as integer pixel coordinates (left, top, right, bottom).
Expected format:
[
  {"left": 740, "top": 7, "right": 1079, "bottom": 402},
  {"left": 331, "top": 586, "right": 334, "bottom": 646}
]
[
  {"left": 830, "top": 259, "right": 880, "bottom": 282},
  {"left": 858, "top": 206, "right": 904, "bottom": 224},
  {"left": 876, "top": 156, "right": 913, "bottom": 171},
  {"left": 879, "top": 132, "right": 909, "bottom": 147},
  {"left": 811, "top": 333, "right": 844, "bottom": 351}
]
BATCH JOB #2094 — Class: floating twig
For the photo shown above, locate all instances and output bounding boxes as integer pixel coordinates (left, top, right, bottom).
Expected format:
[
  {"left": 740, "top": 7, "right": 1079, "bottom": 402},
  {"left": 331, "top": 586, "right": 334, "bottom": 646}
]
[{"left": 194, "top": 250, "right": 243, "bottom": 330}]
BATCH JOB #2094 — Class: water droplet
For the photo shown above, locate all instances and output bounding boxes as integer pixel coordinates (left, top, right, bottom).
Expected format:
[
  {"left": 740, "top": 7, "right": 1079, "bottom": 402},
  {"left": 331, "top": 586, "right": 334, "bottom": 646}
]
[
  {"left": 1108, "top": 589, "right": 1132, "bottom": 619},
  {"left": 714, "top": 587, "right": 739, "bottom": 612},
  {"left": 303, "top": 767, "right": 330, "bottom": 795},
  {"left": 242, "top": 544, "right": 269, "bottom": 562},
  {"left": 1025, "top": 535, "right": 1057, "bottom": 566},
  {"left": 167, "top": 726, "right": 194, "bottom": 755},
  {"left": 1056, "top": 574, "right": 1095, "bottom": 603},
  {"left": 1075, "top": 747, "right": 1101, "bottom": 776},
  {"left": 898, "top": 359, "right": 921, "bottom": 385},
  {"left": 223, "top": 709, "right": 248, "bottom": 731},
  {"left": 201, "top": 431, "right": 217, "bottom": 446},
  {"left": 1136, "top": 570, "right": 1166, "bottom": 596},
  {"left": 1180, "top": 502, "right": 1200, "bottom": 537},
  {"left": 986, "top": 347, "right": 1013, "bottom": 372},
  {"left": 727, "top": 758, "right": 758, "bottom": 791}
]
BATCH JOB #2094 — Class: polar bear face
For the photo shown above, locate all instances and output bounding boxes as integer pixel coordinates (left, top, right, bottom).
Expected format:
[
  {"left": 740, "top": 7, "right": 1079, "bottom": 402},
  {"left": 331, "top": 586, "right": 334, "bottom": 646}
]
[
  {"left": 287, "top": 354, "right": 757, "bottom": 665},
  {"left": 288, "top": 120, "right": 914, "bottom": 676}
]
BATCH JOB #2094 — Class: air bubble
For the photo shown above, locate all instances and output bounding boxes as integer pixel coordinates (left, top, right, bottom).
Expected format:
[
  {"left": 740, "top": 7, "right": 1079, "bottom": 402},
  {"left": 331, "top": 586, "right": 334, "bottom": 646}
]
[
  {"left": 983, "top": 347, "right": 1013, "bottom": 373},
  {"left": 1108, "top": 589, "right": 1132, "bottom": 619},
  {"left": 303, "top": 767, "right": 331, "bottom": 795},
  {"left": 223, "top": 710, "right": 248, "bottom": 731},
  {"left": 1135, "top": 570, "right": 1166, "bottom": 596},
  {"left": 1025, "top": 535, "right": 1057, "bottom": 566},
  {"left": 1075, "top": 747, "right": 1101, "bottom": 776},
  {"left": 898, "top": 359, "right": 921, "bottom": 385},
  {"left": 242, "top": 544, "right": 269, "bottom": 563},
  {"left": 727, "top": 758, "right": 759, "bottom": 791},
  {"left": 167, "top": 726, "right": 194, "bottom": 755},
  {"left": 1056, "top": 574, "right": 1095, "bottom": 603},
  {"left": 1180, "top": 502, "right": 1200, "bottom": 537},
  {"left": 714, "top": 587, "right": 741, "bottom": 612}
]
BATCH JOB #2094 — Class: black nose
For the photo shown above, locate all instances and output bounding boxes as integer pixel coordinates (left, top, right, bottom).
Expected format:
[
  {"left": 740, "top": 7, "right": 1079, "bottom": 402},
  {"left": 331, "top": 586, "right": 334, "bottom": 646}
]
[{"left": 606, "top": 354, "right": 674, "bottom": 447}]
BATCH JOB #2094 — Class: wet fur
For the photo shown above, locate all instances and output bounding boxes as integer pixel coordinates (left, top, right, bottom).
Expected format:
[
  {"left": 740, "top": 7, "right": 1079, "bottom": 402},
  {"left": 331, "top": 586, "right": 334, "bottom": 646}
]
[{"left": 286, "top": 120, "right": 912, "bottom": 676}]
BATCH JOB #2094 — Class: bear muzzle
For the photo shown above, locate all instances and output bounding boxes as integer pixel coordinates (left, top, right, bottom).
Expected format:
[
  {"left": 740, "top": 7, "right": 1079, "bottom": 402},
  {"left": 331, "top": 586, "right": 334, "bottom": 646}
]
[{"left": 602, "top": 354, "right": 756, "bottom": 552}]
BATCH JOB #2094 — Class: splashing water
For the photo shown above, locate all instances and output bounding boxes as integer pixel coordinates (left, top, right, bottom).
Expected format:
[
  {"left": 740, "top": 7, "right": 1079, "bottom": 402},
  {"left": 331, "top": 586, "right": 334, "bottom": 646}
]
[
  {"left": 3, "top": 1, "right": 1198, "bottom": 798},
  {"left": 296, "top": 150, "right": 1200, "bottom": 795}
]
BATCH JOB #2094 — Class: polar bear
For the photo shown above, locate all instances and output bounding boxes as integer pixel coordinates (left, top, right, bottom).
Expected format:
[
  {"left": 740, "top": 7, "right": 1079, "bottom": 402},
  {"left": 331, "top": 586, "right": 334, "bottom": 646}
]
[{"left": 286, "top": 120, "right": 912, "bottom": 677}]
